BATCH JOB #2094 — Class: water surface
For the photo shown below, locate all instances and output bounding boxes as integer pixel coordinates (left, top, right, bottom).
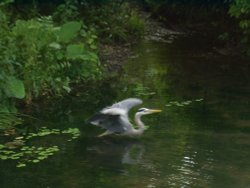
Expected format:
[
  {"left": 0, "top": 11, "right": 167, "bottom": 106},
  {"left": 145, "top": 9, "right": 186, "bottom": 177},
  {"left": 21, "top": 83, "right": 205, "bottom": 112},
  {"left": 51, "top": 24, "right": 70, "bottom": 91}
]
[{"left": 1, "top": 33, "right": 250, "bottom": 188}]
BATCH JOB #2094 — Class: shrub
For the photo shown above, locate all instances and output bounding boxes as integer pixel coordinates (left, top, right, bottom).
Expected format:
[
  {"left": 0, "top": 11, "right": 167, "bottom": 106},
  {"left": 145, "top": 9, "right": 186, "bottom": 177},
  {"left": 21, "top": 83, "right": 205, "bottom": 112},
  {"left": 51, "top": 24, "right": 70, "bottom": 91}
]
[
  {"left": 0, "top": 8, "right": 22, "bottom": 112},
  {"left": 84, "top": 2, "right": 145, "bottom": 43},
  {"left": 127, "top": 11, "right": 145, "bottom": 38},
  {"left": 229, "top": 0, "right": 250, "bottom": 54},
  {"left": 53, "top": 0, "right": 80, "bottom": 23},
  {"left": 0, "top": 13, "right": 102, "bottom": 111}
]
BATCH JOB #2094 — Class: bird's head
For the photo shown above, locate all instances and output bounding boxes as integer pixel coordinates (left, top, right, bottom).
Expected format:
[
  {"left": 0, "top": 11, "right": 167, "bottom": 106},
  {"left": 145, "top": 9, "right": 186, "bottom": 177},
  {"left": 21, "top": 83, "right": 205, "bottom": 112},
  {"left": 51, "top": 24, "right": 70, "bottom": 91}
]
[{"left": 136, "top": 108, "right": 162, "bottom": 116}]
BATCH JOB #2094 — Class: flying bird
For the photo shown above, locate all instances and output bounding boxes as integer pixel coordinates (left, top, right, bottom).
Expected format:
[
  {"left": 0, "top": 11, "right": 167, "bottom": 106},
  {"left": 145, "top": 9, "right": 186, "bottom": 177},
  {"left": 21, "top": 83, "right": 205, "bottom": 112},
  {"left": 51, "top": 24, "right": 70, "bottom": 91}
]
[{"left": 87, "top": 98, "right": 161, "bottom": 137}]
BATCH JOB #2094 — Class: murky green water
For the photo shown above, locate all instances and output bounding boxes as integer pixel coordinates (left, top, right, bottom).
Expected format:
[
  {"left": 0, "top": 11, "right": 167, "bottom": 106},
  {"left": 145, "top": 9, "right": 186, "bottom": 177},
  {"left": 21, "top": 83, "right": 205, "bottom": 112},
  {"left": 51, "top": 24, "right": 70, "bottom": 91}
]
[{"left": 1, "top": 33, "right": 250, "bottom": 188}]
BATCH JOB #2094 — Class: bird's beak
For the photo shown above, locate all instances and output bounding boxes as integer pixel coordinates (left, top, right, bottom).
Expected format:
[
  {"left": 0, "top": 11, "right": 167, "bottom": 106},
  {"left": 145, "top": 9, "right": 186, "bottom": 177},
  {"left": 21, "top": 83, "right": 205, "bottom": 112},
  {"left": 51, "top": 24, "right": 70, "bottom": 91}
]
[{"left": 148, "top": 109, "right": 162, "bottom": 113}]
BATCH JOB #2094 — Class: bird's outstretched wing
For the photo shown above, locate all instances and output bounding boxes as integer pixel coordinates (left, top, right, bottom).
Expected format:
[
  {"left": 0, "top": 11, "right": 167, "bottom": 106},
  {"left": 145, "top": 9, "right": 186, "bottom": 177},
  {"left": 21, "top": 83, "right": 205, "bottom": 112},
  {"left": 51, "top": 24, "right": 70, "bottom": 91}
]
[
  {"left": 109, "top": 98, "right": 142, "bottom": 112},
  {"left": 87, "top": 98, "right": 142, "bottom": 134},
  {"left": 87, "top": 113, "right": 131, "bottom": 133}
]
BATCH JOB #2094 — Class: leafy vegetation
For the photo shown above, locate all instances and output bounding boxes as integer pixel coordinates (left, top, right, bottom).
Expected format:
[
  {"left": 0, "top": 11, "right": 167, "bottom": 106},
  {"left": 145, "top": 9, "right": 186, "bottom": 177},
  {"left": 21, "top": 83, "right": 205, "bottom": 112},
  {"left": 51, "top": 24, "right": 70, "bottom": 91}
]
[
  {"left": 81, "top": 1, "right": 145, "bottom": 43},
  {"left": 0, "top": 112, "right": 23, "bottom": 130},
  {"left": 0, "top": 6, "right": 101, "bottom": 114},
  {"left": 8, "top": 16, "right": 100, "bottom": 104},
  {"left": 228, "top": 0, "right": 250, "bottom": 54},
  {"left": 0, "top": 0, "right": 145, "bottom": 118}
]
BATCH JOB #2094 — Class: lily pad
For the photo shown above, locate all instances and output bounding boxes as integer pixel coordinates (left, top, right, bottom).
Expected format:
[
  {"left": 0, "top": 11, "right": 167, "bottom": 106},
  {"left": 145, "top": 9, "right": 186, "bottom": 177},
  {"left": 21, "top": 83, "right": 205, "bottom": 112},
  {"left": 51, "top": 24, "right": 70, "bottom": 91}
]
[{"left": 16, "top": 163, "right": 26, "bottom": 168}]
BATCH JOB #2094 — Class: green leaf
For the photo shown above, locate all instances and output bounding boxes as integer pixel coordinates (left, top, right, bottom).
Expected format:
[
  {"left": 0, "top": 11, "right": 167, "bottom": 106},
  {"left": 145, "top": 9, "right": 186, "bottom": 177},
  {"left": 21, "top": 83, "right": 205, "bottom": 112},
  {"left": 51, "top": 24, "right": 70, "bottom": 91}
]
[
  {"left": 66, "top": 44, "right": 85, "bottom": 59},
  {"left": 87, "top": 38, "right": 94, "bottom": 44},
  {"left": 16, "top": 163, "right": 26, "bottom": 168},
  {"left": 63, "top": 86, "right": 71, "bottom": 93},
  {"left": 38, "top": 156, "right": 46, "bottom": 160},
  {"left": 58, "top": 21, "right": 81, "bottom": 42},
  {"left": 195, "top": 98, "right": 204, "bottom": 102},
  {"left": 7, "top": 77, "right": 25, "bottom": 99},
  {"left": 0, "top": 156, "right": 8, "bottom": 160},
  {"left": 90, "top": 44, "right": 97, "bottom": 49},
  {"left": 49, "top": 42, "right": 61, "bottom": 49}
]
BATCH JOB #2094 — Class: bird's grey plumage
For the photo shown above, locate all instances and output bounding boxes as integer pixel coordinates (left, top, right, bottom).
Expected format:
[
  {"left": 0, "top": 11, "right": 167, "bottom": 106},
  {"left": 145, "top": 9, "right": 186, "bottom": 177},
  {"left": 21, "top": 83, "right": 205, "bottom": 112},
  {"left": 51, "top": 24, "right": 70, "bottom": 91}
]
[
  {"left": 88, "top": 98, "right": 142, "bottom": 134},
  {"left": 87, "top": 98, "right": 161, "bottom": 137},
  {"left": 109, "top": 98, "right": 142, "bottom": 112}
]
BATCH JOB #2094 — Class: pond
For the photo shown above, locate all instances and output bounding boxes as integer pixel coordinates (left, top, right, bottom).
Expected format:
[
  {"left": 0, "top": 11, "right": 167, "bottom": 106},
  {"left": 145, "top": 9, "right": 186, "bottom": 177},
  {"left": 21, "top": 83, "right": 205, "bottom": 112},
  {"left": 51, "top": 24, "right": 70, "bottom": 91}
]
[{"left": 1, "top": 31, "right": 250, "bottom": 188}]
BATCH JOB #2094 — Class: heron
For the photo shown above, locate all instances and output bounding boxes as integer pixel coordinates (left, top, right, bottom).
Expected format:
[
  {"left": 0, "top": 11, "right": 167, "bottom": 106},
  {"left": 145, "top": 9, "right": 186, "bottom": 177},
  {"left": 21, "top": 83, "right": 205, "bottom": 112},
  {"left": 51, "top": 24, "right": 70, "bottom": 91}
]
[{"left": 87, "top": 98, "right": 161, "bottom": 137}]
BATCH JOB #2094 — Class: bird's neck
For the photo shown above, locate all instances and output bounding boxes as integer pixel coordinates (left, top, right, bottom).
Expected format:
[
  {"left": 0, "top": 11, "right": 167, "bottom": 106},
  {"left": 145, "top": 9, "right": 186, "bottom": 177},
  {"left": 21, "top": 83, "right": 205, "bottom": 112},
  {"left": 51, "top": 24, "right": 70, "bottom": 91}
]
[{"left": 132, "top": 113, "right": 145, "bottom": 136}]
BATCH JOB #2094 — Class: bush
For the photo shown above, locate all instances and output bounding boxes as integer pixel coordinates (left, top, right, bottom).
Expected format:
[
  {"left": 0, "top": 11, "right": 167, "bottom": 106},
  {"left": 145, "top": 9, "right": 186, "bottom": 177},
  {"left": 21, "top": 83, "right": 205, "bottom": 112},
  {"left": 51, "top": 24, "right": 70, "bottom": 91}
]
[
  {"left": 127, "top": 11, "right": 145, "bottom": 38},
  {"left": 0, "top": 8, "right": 22, "bottom": 112},
  {"left": 229, "top": 0, "right": 250, "bottom": 54},
  {"left": 84, "top": 2, "right": 144, "bottom": 43},
  {"left": 0, "top": 12, "right": 102, "bottom": 111}
]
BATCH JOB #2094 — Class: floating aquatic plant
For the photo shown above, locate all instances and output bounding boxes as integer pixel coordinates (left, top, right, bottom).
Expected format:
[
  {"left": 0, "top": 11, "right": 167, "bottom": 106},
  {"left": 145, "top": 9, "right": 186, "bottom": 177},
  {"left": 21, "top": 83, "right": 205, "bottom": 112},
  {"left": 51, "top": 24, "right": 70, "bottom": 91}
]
[
  {"left": 195, "top": 98, "right": 204, "bottom": 102},
  {"left": 25, "top": 127, "right": 80, "bottom": 140},
  {"left": 0, "top": 144, "right": 60, "bottom": 168},
  {"left": 0, "top": 127, "right": 81, "bottom": 168},
  {"left": 15, "top": 145, "right": 60, "bottom": 168},
  {"left": 62, "top": 128, "right": 81, "bottom": 141},
  {"left": 165, "top": 98, "right": 203, "bottom": 107},
  {"left": 26, "top": 127, "right": 61, "bottom": 140}
]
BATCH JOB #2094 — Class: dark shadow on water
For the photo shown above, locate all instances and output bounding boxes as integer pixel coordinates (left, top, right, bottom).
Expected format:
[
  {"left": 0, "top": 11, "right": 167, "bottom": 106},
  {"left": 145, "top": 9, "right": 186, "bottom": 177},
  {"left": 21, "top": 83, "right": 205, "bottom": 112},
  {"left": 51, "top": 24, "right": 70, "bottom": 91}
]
[{"left": 82, "top": 137, "right": 146, "bottom": 172}]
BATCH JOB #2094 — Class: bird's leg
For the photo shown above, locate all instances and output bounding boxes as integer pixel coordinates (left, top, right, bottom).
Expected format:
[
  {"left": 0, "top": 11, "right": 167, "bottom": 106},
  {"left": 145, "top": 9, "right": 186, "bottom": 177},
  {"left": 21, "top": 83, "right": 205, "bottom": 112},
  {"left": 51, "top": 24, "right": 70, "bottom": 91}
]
[{"left": 97, "top": 130, "right": 112, "bottom": 138}]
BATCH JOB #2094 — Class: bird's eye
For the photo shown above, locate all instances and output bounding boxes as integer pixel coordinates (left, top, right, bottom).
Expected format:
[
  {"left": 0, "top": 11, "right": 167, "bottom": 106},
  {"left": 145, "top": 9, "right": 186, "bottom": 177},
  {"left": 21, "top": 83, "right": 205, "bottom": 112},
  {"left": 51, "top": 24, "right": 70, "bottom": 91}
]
[{"left": 138, "top": 108, "right": 146, "bottom": 112}]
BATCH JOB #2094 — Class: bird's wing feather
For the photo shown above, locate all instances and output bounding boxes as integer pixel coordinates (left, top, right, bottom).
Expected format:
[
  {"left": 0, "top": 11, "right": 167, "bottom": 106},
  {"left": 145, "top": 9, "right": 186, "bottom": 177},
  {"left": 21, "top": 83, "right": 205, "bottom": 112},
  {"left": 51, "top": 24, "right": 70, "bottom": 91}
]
[
  {"left": 87, "top": 113, "right": 132, "bottom": 133},
  {"left": 87, "top": 98, "right": 142, "bottom": 133},
  {"left": 101, "top": 108, "right": 126, "bottom": 115},
  {"left": 109, "top": 98, "right": 142, "bottom": 112}
]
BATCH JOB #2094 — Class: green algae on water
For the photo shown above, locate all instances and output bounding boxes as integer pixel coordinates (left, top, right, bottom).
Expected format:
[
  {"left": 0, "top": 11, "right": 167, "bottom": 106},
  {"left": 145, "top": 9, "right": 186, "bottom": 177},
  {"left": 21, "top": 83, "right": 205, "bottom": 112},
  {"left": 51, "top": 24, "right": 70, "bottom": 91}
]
[{"left": 0, "top": 127, "right": 81, "bottom": 168}]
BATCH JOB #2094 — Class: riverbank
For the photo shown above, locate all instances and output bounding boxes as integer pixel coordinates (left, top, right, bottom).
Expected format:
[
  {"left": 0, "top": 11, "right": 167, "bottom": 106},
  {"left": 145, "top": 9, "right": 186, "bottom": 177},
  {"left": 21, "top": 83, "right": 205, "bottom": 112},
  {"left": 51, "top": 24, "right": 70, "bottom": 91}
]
[
  {"left": 98, "top": 6, "right": 185, "bottom": 72},
  {"left": 143, "top": 1, "right": 250, "bottom": 56},
  {"left": 98, "top": 1, "right": 246, "bottom": 74}
]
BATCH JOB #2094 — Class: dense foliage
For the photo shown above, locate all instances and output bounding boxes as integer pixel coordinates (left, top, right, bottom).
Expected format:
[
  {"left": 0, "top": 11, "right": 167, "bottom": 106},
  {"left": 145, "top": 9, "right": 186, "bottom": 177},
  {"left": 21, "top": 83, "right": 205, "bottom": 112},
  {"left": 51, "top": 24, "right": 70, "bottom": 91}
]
[
  {"left": 0, "top": 0, "right": 145, "bottom": 116},
  {"left": 228, "top": 0, "right": 250, "bottom": 54},
  {"left": 0, "top": 0, "right": 146, "bottom": 131},
  {"left": 82, "top": 1, "right": 145, "bottom": 43},
  {"left": 0, "top": 10, "right": 101, "bottom": 112},
  {"left": 53, "top": 0, "right": 145, "bottom": 43}
]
